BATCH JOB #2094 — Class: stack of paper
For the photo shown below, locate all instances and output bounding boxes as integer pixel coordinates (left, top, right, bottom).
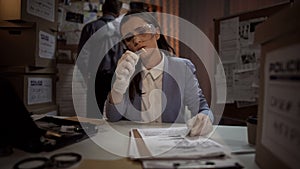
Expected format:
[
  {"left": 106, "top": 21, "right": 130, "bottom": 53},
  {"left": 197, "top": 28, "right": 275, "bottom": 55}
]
[
  {"left": 128, "top": 127, "right": 243, "bottom": 169},
  {"left": 129, "top": 127, "right": 225, "bottom": 159}
]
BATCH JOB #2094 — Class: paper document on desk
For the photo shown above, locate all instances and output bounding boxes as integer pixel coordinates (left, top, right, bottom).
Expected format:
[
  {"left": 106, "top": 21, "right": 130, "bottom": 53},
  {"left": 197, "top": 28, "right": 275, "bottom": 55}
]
[{"left": 129, "top": 127, "right": 228, "bottom": 159}]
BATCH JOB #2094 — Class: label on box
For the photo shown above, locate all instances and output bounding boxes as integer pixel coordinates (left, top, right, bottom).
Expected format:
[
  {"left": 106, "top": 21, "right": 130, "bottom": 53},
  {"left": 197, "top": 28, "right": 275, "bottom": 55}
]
[
  {"left": 262, "top": 44, "right": 300, "bottom": 169},
  {"left": 28, "top": 77, "right": 52, "bottom": 105},
  {"left": 27, "top": 0, "right": 55, "bottom": 22},
  {"left": 39, "top": 31, "right": 56, "bottom": 59}
]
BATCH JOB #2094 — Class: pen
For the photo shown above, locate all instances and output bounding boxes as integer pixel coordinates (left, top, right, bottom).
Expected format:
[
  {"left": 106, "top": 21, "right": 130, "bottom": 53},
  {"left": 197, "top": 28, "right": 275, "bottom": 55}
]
[
  {"left": 173, "top": 161, "right": 243, "bottom": 169},
  {"left": 231, "top": 149, "right": 255, "bottom": 155}
]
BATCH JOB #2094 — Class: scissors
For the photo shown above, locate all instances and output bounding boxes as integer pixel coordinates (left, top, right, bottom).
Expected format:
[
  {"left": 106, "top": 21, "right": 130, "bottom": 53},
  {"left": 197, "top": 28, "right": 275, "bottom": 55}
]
[{"left": 13, "top": 152, "right": 81, "bottom": 169}]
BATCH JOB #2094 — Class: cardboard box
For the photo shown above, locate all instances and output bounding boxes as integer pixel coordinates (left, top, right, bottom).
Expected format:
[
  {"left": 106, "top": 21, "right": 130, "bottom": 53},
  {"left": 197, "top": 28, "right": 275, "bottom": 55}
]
[
  {"left": 254, "top": 3, "right": 300, "bottom": 169},
  {"left": 0, "top": 0, "right": 58, "bottom": 29},
  {"left": 0, "top": 21, "right": 56, "bottom": 67},
  {"left": 1, "top": 73, "right": 57, "bottom": 111}
]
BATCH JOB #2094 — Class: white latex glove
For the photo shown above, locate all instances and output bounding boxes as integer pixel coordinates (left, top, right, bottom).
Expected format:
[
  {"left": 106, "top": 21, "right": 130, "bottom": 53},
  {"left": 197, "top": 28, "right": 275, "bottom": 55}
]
[
  {"left": 187, "top": 113, "right": 213, "bottom": 136},
  {"left": 112, "top": 50, "right": 140, "bottom": 94}
]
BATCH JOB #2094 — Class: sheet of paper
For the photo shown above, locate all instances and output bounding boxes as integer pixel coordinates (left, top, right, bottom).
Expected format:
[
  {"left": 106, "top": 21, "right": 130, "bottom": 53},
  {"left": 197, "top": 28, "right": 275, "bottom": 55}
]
[
  {"left": 219, "top": 48, "right": 239, "bottom": 63},
  {"left": 27, "top": 0, "right": 55, "bottom": 22},
  {"left": 219, "top": 17, "right": 239, "bottom": 41},
  {"left": 238, "top": 46, "right": 260, "bottom": 70},
  {"left": 219, "top": 38, "right": 240, "bottom": 52},
  {"left": 239, "top": 20, "right": 252, "bottom": 47},
  {"left": 239, "top": 17, "right": 267, "bottom": 47},
  {"left": 66, "top": 31, "right": 81, "bottom": 45},
  {"left": 27, "top": 77, "right": 52, "bottom": 105},
  {"left": 216, "top": 80, "right": 227, "bottom": 104},
  {"left": 219, "top": 17, "right": 240, "bottom": 63},
  {"left": 262, "top": 44, "right": 300, "bottom": 169},
  {"left": 138, "top": 127, "right": 189, "bottom": 138},
  {"left": 39, "top": 31, "right": 56, "bottom": 59},
  {"left": 218, "top": 17, "right": 264, "bottom": 104},
  {"left": 223, "top": 63, "right": 237, "bottom": 103},
  {"left": 215, "top": 64, "right": 227, "bottom": 104},
  {"left": 58, "top": 1, "right": 84, "bottom": 45},
  {"left": 144, "top": 136, "right": 224, "bottom": 158},
  {"left": 130, "top": 127, "right": 227, "bottom": 159},
  {"left": 232, "top": 69, "right": 256, "bottom": 101}
]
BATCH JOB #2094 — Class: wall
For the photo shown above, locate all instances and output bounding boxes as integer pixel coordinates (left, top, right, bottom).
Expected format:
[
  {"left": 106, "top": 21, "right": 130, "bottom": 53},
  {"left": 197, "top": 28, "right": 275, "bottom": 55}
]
[
  {"left": 179, "top": 0, "right": 293, "bottom": 44},
  {"left": 179, "top": 0, "right": 226, "bottom": 107},
  {"left": 178, "top": 0, "right": 293, "bottom": 125},
  {"left": 230, "top": 0, "right": 290, "bottom": 15}
]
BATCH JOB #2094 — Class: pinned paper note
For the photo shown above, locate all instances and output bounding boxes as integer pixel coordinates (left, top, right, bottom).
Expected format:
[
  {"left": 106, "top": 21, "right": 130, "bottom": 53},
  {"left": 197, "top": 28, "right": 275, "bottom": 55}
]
[
  {"left": 39, "top": 31, "right": 56, "bottom": 59},
  {"left": 27, "top": 0, "right": 55, "bottom": 22},
  {"left": 28, "top": 77, "right": 52, "bottom": 105}
]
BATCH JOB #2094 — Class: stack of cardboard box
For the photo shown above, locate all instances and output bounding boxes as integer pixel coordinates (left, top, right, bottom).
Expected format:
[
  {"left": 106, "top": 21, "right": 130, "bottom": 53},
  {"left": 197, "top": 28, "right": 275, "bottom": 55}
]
[
  {"left": 0, "top": 0, "right": 58, "bottom": 115},
  {"left": 255, "top": 2, "right": 300, "bottom": 169}
]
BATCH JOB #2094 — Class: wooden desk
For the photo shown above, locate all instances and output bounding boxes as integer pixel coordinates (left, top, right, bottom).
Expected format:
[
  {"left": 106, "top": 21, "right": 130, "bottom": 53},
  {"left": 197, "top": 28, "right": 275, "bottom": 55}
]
[{"left": 0, "top": 121, "right": 260, "bottom": 169}]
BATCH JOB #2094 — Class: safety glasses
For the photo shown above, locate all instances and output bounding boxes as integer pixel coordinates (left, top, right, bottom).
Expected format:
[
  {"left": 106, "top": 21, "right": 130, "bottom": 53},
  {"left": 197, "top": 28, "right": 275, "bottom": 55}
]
[{"left": 122, "top": 23, "right": 157, "bottom": 46}]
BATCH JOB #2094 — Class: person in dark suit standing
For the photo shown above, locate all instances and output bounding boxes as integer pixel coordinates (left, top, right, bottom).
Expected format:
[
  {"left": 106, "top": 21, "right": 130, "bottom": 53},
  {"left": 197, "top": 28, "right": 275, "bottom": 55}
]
[{"left": 78, "top": 0, "right": 126, "bottom": 117}]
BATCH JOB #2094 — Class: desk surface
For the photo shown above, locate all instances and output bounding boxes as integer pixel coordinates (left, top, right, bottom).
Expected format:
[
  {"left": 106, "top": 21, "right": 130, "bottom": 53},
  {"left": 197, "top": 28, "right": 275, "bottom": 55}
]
[{"left": 0, "top": 121, "right": 260, "bottom": 169}]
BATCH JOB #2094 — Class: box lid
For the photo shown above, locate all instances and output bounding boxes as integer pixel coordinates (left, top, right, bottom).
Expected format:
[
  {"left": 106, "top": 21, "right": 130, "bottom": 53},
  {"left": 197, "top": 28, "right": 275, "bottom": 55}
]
[
  {"left": 0, "top": 66, "right": 57, "bottom": 74},
  {"left": 0, "top": 20, "right": 35, "bottom": 29}
]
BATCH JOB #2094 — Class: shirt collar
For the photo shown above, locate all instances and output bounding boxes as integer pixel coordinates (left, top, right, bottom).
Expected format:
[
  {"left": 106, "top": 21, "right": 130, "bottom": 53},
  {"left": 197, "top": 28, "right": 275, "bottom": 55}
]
[{"left": 141, "top": 52, "right": 165, "bottom": 80}]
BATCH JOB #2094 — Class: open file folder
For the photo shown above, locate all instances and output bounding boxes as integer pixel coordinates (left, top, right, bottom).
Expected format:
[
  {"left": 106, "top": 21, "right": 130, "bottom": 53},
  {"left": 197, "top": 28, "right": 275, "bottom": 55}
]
[{"left": 128, "top": 127, "right": 243, "bottom": 169}]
